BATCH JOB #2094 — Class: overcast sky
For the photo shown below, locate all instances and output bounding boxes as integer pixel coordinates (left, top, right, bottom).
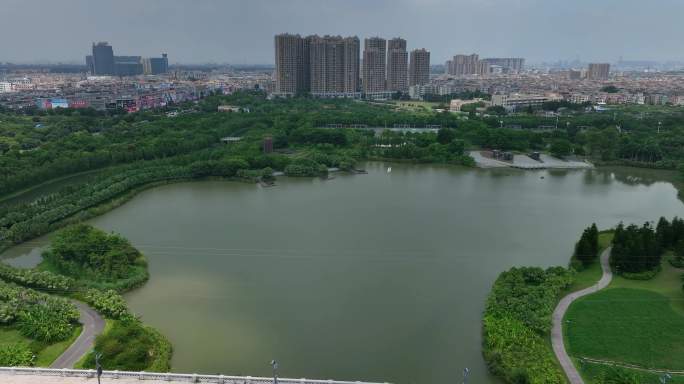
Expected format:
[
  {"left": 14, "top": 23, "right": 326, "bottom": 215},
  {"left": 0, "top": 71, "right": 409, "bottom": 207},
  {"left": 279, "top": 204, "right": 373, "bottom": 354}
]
[{"left": 2, "top": 0, "right": 683, "bottom": 65}]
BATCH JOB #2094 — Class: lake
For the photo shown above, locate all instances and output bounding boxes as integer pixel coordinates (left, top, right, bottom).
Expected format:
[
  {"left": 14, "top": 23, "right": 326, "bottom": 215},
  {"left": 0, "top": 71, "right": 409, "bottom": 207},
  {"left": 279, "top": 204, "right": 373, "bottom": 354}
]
[{"left": 3, "top": 163, "right": 684, "bottom": 384}]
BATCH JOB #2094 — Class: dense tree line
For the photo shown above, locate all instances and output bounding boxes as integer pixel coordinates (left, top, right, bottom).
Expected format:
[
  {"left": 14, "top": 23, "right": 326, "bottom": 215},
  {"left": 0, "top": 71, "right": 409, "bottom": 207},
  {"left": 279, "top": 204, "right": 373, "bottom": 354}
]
[
  {"left": 611, "top": 222, "right": 662, "bottom": 276},
  {"left": 654, "top": 217, "right": 684, "bottom": 267},
  {"left": 4, "top": 91, "right": 684, "bottom": 203}
]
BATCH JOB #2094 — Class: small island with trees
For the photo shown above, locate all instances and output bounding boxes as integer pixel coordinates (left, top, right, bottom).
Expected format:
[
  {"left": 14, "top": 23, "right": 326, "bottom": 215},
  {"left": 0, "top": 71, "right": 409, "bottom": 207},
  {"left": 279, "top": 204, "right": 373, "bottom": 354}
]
[{"left": 0, "top": 223, "right": 171, "bottom": 372}]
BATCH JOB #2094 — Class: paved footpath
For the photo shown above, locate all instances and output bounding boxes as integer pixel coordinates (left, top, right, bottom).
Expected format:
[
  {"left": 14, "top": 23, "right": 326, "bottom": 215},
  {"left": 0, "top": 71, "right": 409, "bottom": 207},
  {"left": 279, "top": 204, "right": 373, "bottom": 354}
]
[
  {"left": 0, "top": 375, "right": 181, "bottom": 384},
  {"left": 50, "top": 301, "right": 105, "bottom": 369},
  {"left": 551, "top": 247, "right": 613, "bottom": 384}
]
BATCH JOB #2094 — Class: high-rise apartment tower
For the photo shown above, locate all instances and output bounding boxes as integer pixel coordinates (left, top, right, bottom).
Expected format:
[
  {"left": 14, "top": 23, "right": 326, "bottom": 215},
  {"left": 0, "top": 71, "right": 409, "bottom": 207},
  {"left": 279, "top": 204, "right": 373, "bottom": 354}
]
[
  {"left": 274, "top": 33, "right": 309, "bottom": 95},
  {"left": 386, "top": 38, "right": 408, "bottom": 92},
  {"left": 362, "top": 37, "right": 387, "bottom": 93},
  {"left": 409, "top": 49, "right": 430, "bottom": 86},
  {"left": 587, "top": 63, "right": 610, "bottom": 80}
]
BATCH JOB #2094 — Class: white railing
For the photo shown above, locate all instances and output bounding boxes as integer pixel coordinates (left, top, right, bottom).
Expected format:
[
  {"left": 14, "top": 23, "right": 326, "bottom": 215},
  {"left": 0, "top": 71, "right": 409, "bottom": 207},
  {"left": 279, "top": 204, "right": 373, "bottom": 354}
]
[{"left": 0, "top": 367, "right": 390, "bottom": 384}]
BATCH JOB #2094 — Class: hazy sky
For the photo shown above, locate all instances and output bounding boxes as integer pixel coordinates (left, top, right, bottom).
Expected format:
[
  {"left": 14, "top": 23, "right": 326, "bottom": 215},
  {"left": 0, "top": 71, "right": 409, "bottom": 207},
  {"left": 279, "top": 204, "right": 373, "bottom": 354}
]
[{"left": 2, "top": 0, "right": 683, "bottom": 64}]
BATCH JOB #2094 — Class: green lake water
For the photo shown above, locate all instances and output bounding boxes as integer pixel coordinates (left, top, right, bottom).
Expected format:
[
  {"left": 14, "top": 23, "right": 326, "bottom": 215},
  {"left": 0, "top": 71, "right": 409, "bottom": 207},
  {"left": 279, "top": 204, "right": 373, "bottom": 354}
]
[{"left": 3, "top": 163, "right": 684, "bottom": 383}]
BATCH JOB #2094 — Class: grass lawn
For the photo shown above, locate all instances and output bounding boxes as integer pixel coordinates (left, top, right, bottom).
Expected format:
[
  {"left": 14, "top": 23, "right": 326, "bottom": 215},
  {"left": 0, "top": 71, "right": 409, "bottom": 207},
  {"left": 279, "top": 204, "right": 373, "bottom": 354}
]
[
  {"left": 563, "top": 246, "right": 684, "bottom": 381},
  {"left": 565, "top": 287, "right": 684, "bottom": 370},
  {"left": 388, "top": 100, "right": 441, "bottom": 112},
  {"left": 0, "top": 324, "right": 82, "bottom": 367},
  {"left": 608, "top": 253, "right": 684, "bottom": 316}
]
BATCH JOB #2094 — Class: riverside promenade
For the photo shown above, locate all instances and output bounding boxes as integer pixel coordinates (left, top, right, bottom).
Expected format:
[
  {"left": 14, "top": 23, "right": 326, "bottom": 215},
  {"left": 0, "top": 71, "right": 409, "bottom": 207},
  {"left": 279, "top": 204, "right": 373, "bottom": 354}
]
[
  {"left": 0, "top": 368, "right": 389, "bottom": 384},
  {"left": 550, "top": 247, "right": 613, "bottom": 384}
]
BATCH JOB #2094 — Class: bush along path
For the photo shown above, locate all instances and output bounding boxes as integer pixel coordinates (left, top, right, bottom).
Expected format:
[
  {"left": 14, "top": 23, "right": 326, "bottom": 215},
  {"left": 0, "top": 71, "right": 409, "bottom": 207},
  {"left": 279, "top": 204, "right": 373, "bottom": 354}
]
[
  {"left": 551, "top": 247, "right": 613, "bottom": 384},
  {"left": 50, "top": 301, "right": 105, "bottom": 369}
]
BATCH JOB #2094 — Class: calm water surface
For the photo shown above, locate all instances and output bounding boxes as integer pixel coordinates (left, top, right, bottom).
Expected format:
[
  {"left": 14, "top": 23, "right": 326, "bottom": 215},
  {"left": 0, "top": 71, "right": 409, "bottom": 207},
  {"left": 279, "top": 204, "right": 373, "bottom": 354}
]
[{"left": 4, "top": 163, "right": 684, "bottom": 384}]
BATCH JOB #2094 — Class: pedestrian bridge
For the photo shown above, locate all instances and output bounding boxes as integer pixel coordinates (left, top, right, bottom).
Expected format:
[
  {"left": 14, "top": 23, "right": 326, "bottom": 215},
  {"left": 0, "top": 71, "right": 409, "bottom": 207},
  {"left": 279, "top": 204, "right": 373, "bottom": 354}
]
[{"left": 0, "top": 367, "right": 390, "bottom": 384}]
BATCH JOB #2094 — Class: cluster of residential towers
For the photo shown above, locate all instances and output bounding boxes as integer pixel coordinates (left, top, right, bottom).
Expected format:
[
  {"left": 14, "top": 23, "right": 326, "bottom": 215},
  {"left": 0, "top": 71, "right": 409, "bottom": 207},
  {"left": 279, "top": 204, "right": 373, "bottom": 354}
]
[{"left": 274, "top": 33, "right": 430, "bottom": 98}]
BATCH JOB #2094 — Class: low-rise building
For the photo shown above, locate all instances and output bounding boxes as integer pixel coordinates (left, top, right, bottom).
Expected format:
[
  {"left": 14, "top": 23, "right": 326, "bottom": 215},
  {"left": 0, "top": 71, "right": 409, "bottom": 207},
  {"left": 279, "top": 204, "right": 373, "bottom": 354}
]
[
  {"left": 491, "top": 93, "right": 560, "bottom": 111},
  {"left": 218, "top": 105, "right": 249, "bottom": 113},
  {"left": 0, "top": 82, "right": 13, "bottom": 93},
  {"left": 449, "top": 98, "right": 490, "bottom": 112}
]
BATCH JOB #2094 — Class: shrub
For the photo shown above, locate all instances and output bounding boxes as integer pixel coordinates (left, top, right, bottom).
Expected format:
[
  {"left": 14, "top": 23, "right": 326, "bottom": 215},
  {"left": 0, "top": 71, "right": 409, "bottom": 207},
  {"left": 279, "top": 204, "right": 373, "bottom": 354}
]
[
  {"left": 82, "top": 319, "right": 171, "bottom": 372},
  {"left": 0, "top": 281, "right": 79, "bottom": 329},
  {"left": 482, "top": 266, "right": 573, "bottom": 383},
  {"left": 485, "top": 266, "right": 573, "bottom": 333},
  {"left": 0, "top": 344, "right": 34, "bottom": 366},
  {"left": 620, "top": 266, "right": 660, "bottom": 280},
  {"left": 17, "top": 305, "right": 76, "bottom": 342},
  {"left": 84, "top": 289, "right": 133, "bottom": 320},
  {"left": 284, "top": 158, "right": 328, "bottom": 177},
  {"left": 0, "top": 263, "right": 73, "bottom": 291}
]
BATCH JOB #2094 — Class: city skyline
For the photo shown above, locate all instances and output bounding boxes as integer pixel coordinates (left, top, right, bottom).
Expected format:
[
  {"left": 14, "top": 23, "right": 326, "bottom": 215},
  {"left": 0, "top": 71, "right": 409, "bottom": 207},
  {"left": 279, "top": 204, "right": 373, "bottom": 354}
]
[{"left": 2, "top": 0, "right": 684, "bottom": 64}]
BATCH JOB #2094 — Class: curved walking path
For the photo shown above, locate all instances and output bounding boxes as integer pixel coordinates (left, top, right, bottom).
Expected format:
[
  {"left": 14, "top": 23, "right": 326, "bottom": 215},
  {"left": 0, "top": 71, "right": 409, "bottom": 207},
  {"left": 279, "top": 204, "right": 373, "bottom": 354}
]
[
  {"left": 551, "top": 247, "right": 613, "bottom": 384},
  {"left": 50, "top": 301, "right": 105, "bottom": 369}
]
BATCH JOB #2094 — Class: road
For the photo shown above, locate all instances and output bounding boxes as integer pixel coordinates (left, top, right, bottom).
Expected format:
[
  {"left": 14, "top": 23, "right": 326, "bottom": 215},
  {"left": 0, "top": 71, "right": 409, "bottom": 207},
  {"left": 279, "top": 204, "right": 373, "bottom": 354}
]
[
  {"left": 50, "top": 301, "right": 105, "bottom": 369},
  {"left": 551, "top": 247, "right": 613, "bottom": 384}
]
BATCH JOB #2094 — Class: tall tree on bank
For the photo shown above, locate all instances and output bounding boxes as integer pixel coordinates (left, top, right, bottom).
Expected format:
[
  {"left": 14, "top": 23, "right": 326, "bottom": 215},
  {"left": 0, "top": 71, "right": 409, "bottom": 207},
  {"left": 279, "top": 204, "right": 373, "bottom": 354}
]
[{"left": 575, "top": 223, "right": 600, "bottom": 266}]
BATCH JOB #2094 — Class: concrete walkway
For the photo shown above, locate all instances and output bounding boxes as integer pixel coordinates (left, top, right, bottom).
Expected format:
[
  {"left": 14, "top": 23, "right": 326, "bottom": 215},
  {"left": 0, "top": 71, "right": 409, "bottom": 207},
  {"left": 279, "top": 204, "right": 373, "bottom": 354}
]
[
  {"left": 50, "top": 301, "right": 105, "bottom": 369},
  {"left": 0, "top": 376, "right": 178, "bottom": 384},
  {"left": 551, "top": 247, "right": 613, "bottom": 384}
]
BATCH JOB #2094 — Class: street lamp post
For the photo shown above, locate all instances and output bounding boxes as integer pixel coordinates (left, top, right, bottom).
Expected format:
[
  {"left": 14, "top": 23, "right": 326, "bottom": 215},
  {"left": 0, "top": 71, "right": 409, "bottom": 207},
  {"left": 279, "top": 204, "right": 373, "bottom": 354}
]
[
  {"left": 270, "top": 360, "right": 279, "bottom": 384},
  {"left": 95, "top": 352, "right": 103, "bottom": 384}
]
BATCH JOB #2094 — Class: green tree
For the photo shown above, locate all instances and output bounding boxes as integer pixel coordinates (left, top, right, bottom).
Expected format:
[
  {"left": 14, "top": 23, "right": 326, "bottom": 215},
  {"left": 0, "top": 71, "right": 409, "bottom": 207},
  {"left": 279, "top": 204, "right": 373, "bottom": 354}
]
[
  {"left": 550, "top": 139, "right": 573, "bottom": 158},
  {"left": 436, "top": 128, "right": 456, "bottom": 144}
]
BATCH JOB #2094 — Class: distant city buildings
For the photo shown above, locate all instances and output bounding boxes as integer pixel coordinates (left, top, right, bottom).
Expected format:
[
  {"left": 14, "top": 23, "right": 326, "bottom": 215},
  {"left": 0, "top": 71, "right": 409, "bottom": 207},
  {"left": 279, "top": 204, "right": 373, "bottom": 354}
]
[
  {"left": 446, "top": 54, "right": 480, "bottom": 76},
  {"left": 0, "top": 82, "right": 12, "bottom": 93},
  {"left": 446, "top": 54, "right": 525, "bottom": 76},
  {"left": 274, "top": 33, "right": 428, "bottom": 99},
  {"left": 481, "top": 58, "right": 525, "bottom": 74},
  {"left": 587, "top": 63, "right": 610, "bottom": 80},
  {"left": 91, "top": 42, "right": 115, "bottom": 76},
  {"left": 409, "top": 49, "right": 430, "bottom": 86},
  {"left": 86, "top": 42, "right": 168, "bottom": 77},
  {"left": 143, "top": 54, "right": 169, "bottom": 75}
]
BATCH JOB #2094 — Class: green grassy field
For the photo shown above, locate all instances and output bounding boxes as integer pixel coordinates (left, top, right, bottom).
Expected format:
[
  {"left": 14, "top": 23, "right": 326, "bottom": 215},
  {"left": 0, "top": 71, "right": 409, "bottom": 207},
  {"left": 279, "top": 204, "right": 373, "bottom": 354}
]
[
  {"left": 563, "top": 246, "right": 684, "bottom": 382},
  {"left": 387, "top": 100, "right": 441, "bottom": 112},
  {"left": 0, "top": 324, "right": 82, "bottom": 367},
  {"left": 565, "top": 288, "right": 684, "bottom": 370},
  {"left": 608, "top": 253, "right": 684, "bottom": 316}
]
